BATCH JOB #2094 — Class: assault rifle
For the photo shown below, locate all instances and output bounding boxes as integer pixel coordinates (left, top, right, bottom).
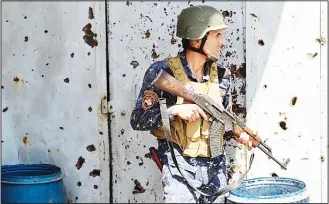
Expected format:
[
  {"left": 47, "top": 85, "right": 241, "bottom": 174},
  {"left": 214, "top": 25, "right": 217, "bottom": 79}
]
[{"left": 152, "top": 69, "right": 290, "bottom": 170}]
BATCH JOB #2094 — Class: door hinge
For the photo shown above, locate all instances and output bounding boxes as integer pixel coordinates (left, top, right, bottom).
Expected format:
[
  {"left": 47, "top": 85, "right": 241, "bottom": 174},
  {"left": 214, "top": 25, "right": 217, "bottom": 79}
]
[{"left": 101, "top": 99, "right": 114, "bottom": 114}]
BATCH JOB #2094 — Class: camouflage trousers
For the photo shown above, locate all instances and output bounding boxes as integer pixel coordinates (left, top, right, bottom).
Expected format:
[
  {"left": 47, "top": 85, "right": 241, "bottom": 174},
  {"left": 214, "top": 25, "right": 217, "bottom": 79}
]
[{"left": 157, "top": 140, "right": 228, "bottom": 203}]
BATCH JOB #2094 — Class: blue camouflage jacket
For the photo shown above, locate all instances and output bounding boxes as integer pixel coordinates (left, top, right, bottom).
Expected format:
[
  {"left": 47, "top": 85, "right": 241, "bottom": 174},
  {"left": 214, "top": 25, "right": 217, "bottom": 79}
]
[{"left": 130, "top": 51, "right": 232, "bottom": 132}]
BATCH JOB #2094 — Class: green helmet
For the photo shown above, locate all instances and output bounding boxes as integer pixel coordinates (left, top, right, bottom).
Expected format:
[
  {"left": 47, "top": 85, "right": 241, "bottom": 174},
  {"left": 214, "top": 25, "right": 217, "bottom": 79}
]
[{"left": 176, "top": 5, "right": 228, "bottom": 40}]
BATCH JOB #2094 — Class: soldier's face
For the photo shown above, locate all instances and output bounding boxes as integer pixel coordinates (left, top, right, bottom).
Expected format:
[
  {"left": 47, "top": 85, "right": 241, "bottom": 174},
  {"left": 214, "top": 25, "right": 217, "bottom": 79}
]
[{"left": 203, "top": 30, "right": 225, "bottom": 59}]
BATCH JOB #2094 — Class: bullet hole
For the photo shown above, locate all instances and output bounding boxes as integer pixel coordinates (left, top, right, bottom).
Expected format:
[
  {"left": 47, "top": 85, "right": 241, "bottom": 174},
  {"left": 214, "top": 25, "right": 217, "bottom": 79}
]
[
  {"left": 136, "top": 156, "right": 139, "bottom": 159},
  {"left": 24, "top": 16, "right": 27, "bottom": 19},
  {"left": 75, "top": 156, "right": 85, "bottom": 170},
  {"left": 291, "top": 96, "right": 297, "bottom": 106},
  {"left": 222, "top": 10, "right": 231, "bottom": 18},
  {"left": 225, "top": 51, "right": 232, "bottom": 57},
  {"left": 48, "top": 149, "right": 51, "bottom": 153},
  {"left": 13, "top": 54, "right": 15, "bottom": 56},
  {"left": 271, "top": 173, "right": 279, "bottom": 177},
  {"left": 1, "top": 86, "right": 4, "bottom": 89},
  {"left": 6, "top": 20, "right": 9, "bottom": 22},
  {"left": 86, "top": 144, "right": 96, "bottom": 152},
  {"left": 132, "top": 179, "right": 146, "bottom": 194},
  {"left": 250, "top": 13, "right": 257, "bottom": 18},
  {"left": 75, "top": 197, "right": 78, "bottom": 201},
  {"left": 24, "top": 36, "right": 28, "bottom": 42},
  {"left": 312, "top": 53, "right": 318, "bottom": 58},
  {"left": 171, "top": 38, "right": 177, "bottom": 44},
  {"left": 64, "top": 78, "right": 69, "bottom": 83},
  {"left": 13, "top": 77, "right": 19, "bottom": 82},
  {"left": 44, "top": 30, "right": 48, "bottom": 33},
  {"left": 82, "top": 23, "right": 98, "bottom": 48},
  {"left": 230, "top": 158, "right": 234, "bottom": 163},
  {"left": 77, "top": 181, "right": 82, "bottom": 187},
  {"left": 122, "top": 74, "right": 126, "bottom": 77},
  {"left": 87, "top": 52, "right": 91, "bottom": 56},
  {"left": 59, "top": 127, "right": 64, "bottom": 130},
  {"left": 31, "top": 69, "right": 34, "bottom": 71},
  {"left": 3, "top": 107, "right": 8, "bottom": 112},
  {"left": 126, "top": 1, "right": 131, "bottom": 6},
  {"left": 151, "top": 49, "right": 159, "bottom": 59},
  {"left": 88, "top": 107, "right": 92, "bottom": 112},
  {"left": 279, "top": 121, "right": 287, "bottom": 130},
  {"left": 22, "top": 134, "right": 28, "bottom": 145},
  {"left": 94, "top": 185, "right": 98, "bottom": 189},
  {"left": 88, "top": 84, "right": 92, "bottom": 88},
  {"left": 41, "top": 75, "right": 44, "bottom": 77},
  {"left": 99, "top": 131, "right": 103, "bottom": 135},
  {"left": 202, "top": 0, "right": 205, "bottom": 3},
  {"left": 321, "top": 155, "right": 325, "bottom": 162},
  {"left": 127, "top": 161, "right": 131, "bottom": 165},
  {"left": 1, "top": 141, "right": 4, "bottom": 143},
  {"left": 89, "top": 169, "right": 100, "bottom": 177},
  {"left": 121, "top": 129, "right": 125, "bottom": 135},
  {"left": 258, "top": 39, "right": 265, "bottom": 46},
  {"left": 144, "top": 152, "right": 152, "bottom": 159},
  {"left": 316, "top": 37, "right": 326, "bottom": 46},
  {"left": 144, "top": 30, "right": 151, "bottom": 39},
  {"left": 263, "top": 84, "right": 267, "bottom": 89},
  {"left": 46, "top": 63, "right": 49, "bottom": 66},
  {"left": 70, "top": 53, "right": 74, "bottom": 58},
  {"left": 88, "top": 7, "right": 94, "bottom": 19}
]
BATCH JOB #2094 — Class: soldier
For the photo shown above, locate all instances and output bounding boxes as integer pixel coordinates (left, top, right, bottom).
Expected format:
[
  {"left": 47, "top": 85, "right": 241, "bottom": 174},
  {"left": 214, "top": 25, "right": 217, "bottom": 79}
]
[{"left": 131, "top": 5, "right": 255, "bottom": 203}]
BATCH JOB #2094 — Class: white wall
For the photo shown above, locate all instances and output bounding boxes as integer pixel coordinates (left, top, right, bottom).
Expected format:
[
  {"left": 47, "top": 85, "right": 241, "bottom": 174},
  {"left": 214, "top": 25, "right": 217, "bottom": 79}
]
[
  {"left": 245, "top": 1, "right": 328, "bottom": 203},
  {"left": 1, "top": 2, "right": 110, "bottom": 203},
  {"left": 107, "top": 1, "right": 247, "bottom": 203}
]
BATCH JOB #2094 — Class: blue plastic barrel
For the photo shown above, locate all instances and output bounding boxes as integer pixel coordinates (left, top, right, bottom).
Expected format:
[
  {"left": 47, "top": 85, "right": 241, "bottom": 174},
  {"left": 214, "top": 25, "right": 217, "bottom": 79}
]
[
  {"left": 1, "top": 164, "right": 67, "bottom": 203},
  {"left": 227, "top": 177, "right": 310, "bottom": 203}
]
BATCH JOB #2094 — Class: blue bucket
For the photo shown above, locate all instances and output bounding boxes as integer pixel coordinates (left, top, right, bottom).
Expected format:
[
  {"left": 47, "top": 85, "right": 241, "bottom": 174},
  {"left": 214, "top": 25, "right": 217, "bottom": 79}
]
[
  {"left": 227, "top": 177, "right": 309, "bottom": 203},
  {"left": 1, "top": 164, "right": 68, "bottom": 203}
]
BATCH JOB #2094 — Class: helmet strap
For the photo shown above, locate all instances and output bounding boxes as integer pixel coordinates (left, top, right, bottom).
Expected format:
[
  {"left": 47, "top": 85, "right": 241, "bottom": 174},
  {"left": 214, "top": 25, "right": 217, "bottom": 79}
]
[{"left": 186, "top": 33, "right": 209, "bottom": 57}]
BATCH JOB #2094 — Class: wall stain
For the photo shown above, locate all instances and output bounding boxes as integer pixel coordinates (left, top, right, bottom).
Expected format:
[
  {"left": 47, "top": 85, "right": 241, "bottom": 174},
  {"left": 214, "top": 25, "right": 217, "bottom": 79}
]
[
  {"left": 82, "top": 23, "right": 98, "bottom": 48},
  {"left": 76, "top": 156, "right": 85, "bottom": 170},
  {"left": 88, "top": 7, "right": 94, "bottom": 19},
  {"left": 22, "top": 133, "right": 29, "bottom": 147}
]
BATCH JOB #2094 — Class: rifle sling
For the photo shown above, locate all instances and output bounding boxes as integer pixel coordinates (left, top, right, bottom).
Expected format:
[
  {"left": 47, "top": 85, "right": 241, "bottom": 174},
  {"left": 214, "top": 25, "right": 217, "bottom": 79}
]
[{"left": 159, "top": 98, "right": 255, "bottom": 201}]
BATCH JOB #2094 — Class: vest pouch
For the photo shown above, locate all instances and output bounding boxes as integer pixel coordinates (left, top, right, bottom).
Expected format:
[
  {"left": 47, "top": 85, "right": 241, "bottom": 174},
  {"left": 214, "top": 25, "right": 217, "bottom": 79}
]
[{"left": 183, "top": 119, "right": 202, "bottom": 157}]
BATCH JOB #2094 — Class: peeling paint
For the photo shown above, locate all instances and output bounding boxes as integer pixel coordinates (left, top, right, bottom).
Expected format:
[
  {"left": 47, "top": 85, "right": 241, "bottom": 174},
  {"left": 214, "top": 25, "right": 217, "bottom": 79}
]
[
  {"left": 82, "top": 23, "right": 98, "bottom": 48},
  {"left": 88, "top": 7, "right": 94, "bottom": 19}
]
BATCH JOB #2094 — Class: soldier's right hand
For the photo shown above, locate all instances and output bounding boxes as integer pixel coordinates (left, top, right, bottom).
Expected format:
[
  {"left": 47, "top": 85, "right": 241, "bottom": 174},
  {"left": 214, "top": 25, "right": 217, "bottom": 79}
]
[{"left": 170, "top": 104, "right": 207, "bottom": 122}]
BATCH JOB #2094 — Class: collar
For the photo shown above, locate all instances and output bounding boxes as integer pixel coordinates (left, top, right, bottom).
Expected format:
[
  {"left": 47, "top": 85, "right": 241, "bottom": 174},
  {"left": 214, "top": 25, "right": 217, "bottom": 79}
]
[{"left": 178, "top": 51, "right": 210, "bottom": 82}]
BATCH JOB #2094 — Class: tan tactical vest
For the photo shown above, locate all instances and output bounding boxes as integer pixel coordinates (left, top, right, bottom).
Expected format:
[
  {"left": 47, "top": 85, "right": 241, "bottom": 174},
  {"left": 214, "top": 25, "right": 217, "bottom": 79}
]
[{"left": 151, "top": 56, "right": 226, "bottom": 158}]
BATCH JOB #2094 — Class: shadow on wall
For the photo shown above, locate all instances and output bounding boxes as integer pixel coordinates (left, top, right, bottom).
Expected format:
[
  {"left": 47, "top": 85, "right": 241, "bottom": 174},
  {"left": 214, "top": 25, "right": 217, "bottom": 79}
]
[{"left": 245, "top": 2, "right": 285, "bottom": 105}]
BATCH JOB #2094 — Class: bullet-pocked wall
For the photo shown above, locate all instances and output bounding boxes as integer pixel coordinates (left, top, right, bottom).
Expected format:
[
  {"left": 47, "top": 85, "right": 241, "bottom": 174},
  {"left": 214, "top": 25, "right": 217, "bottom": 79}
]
[
  {"left": 107, "top": 1, "right": 247, "bottom": 202},
  {"left": 1, "top": 2, "right": 110, "bottom": 203},
  {"left": 245, "top": 2, "right": 327, "bottom": 203}
]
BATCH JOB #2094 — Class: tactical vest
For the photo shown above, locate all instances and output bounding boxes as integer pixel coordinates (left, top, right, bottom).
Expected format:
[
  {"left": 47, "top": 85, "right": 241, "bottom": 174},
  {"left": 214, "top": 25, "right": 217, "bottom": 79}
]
[{"left": 151, "top": 56, "right": 227, "bottom": 158}]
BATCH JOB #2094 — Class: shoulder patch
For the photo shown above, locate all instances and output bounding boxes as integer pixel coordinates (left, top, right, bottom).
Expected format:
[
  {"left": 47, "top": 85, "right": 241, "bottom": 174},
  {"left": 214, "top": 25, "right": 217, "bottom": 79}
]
[{"left": 142, "top": 90, "right": 159, "bottom": 110}]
